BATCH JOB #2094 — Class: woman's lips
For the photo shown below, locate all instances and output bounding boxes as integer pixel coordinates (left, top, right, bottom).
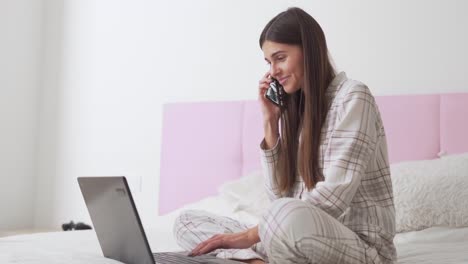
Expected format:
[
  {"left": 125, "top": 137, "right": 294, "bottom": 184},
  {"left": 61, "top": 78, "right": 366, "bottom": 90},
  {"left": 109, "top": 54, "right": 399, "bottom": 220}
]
[{"left": 279, "top": 76, "right": 289, "bottom": 85}]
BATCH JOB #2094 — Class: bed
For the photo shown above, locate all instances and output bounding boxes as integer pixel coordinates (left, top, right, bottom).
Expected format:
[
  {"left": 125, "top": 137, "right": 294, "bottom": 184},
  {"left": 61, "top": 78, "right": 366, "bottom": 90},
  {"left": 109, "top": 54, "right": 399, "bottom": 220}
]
[{"left": 1, "top": 93, "right": 468, "bottom": 263}]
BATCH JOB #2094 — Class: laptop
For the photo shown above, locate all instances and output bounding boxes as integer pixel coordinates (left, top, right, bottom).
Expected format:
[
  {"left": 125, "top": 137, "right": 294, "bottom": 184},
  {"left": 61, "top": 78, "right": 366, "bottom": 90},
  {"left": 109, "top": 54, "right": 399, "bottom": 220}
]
[{"left": 78, "top": 176, "right": 243, "bottom": 264}]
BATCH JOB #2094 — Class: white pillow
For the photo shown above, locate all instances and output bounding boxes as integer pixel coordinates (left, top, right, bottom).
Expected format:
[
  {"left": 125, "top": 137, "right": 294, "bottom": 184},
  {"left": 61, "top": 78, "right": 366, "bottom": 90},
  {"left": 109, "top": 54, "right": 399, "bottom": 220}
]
[
  {"left": 160, "top": 170, "right": 270, "bottom": 227},
  {"left": 391, "top": 153, "right": 468, "bottom": 233},
  {"left": 217, "top": 170, "right": 271, "bottom": 222}
]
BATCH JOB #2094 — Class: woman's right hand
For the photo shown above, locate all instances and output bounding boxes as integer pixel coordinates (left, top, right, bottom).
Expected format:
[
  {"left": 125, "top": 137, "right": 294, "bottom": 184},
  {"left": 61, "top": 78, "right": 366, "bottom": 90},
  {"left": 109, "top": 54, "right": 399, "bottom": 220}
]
[{"left": 258, "top": 72, "right": 281, "bottom": 124}]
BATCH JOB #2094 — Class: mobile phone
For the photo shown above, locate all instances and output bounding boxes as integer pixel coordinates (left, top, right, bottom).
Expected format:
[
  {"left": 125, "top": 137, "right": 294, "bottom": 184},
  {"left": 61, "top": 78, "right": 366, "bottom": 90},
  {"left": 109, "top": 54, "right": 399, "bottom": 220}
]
[{"left": 265, "top": 77, "right": 285, "bottom": 107}]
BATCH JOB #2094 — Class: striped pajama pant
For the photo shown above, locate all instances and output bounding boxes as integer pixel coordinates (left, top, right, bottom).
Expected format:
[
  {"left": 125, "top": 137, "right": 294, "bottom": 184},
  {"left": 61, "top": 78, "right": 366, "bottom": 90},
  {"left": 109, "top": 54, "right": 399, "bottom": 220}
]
[{"left": 173, "top": 198, "right": 383, "bottom": 264}]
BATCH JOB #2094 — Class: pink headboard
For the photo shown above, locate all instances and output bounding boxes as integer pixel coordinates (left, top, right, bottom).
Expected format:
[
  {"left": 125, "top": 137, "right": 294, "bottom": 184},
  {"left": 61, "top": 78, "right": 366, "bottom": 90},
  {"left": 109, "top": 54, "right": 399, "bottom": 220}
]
[{"left": 159, "top": 93, "right": 468, "bottom": 215}]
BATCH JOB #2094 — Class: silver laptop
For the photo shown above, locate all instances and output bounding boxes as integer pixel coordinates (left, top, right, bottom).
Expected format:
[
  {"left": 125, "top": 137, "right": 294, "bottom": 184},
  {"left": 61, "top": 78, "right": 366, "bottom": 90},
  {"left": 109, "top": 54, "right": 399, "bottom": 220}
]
[{"left": 78, "top": 176, "right": 243, "bottom": 264}]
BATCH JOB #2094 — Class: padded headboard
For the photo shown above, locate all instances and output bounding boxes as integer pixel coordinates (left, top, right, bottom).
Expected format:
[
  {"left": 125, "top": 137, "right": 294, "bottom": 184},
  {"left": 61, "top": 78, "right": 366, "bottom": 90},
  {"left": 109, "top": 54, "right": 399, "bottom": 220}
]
[{"left": 159, "top": 93, "right": 468, "bottom": 215}]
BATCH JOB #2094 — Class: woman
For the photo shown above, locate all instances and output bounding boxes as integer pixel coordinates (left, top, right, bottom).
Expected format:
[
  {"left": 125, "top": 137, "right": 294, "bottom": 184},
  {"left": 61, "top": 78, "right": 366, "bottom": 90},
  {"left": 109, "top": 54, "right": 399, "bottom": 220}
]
[{"left": 173, "top": 7, "right": 396, "bottom": 264}]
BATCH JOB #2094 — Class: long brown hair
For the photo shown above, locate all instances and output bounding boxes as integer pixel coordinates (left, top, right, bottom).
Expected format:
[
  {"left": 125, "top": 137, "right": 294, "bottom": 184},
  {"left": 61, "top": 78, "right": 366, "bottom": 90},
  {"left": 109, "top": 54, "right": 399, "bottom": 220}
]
[{"left": 259, "top": 7, "right": 336, "bottom": 195}]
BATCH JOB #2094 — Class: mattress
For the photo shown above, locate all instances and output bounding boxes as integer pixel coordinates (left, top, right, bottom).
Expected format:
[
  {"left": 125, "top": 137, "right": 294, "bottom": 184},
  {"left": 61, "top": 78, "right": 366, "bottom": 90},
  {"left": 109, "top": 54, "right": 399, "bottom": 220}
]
[{"left": 1, "top": 196, "right": 467, "bottom": 263}]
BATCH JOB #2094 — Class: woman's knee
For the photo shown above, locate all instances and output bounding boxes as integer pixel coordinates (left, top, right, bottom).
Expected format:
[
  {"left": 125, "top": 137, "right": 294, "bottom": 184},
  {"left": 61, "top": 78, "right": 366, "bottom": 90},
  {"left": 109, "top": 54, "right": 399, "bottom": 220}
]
[
  {"left": 172, "top": 209, "right": 204, "bottom": 243},
  {"left": 259, "top": 198, "right": 320, "bottom": 244},
  {"left": 265, "top": 197, "right": 315, "bottom": 223}
]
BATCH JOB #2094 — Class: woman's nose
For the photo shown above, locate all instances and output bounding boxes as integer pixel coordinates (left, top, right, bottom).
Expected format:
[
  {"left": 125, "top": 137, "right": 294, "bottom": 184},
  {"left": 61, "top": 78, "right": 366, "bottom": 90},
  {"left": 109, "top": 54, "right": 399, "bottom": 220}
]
[{"left": 270, "top": 65, "right": 280, "bottom": 79}]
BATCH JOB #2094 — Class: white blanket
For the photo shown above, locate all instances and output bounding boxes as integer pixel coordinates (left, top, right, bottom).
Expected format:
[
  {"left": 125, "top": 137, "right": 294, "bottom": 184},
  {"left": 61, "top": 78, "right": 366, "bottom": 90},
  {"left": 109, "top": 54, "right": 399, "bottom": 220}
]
[{"left": 1, "top": 196, "right": 467, "bottom": 263}]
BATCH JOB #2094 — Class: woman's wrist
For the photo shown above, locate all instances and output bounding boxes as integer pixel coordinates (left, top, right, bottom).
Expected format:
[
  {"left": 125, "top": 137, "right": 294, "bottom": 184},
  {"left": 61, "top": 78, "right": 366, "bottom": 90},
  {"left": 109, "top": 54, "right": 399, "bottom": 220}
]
[
  {"left": 246, "top": 225, "right": 260, "bottom": 244},
  {"left": 263, "top": 120, "right": 280, "bottom": 149},
  {"left": 263, "top": 118, "right": 279, "bottom": 130}
]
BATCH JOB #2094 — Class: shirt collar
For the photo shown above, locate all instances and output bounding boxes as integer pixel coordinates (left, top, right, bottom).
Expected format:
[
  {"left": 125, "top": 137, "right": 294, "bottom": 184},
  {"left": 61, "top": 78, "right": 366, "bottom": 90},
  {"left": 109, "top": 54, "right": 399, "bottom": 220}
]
[
  {"left": 326, "top": 71, "right": 347, "bottom": 99},
  {"left": 329, "top": 71, "right": 347, "bottom": 87}
]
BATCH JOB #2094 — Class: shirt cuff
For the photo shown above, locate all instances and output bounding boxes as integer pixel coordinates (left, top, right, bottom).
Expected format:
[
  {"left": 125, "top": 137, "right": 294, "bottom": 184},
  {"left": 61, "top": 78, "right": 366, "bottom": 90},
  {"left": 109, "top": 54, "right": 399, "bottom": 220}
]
[{"left": 260, "top": 137, "right": 281, "bottom": 164}]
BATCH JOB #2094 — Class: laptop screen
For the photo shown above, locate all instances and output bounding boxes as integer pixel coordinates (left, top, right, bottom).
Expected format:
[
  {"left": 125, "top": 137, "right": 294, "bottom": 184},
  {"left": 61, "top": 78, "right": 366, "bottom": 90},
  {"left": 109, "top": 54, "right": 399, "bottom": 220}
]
[{"left": 78, "top": 176, "right": 154, "bottom": 264}]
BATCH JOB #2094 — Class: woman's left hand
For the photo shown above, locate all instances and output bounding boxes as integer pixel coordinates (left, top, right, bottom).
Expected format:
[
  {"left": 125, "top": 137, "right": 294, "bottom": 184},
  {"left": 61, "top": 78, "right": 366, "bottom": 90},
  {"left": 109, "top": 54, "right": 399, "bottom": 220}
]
[{"left": 189, "top": 226, "right": 260, "bottom": 256}]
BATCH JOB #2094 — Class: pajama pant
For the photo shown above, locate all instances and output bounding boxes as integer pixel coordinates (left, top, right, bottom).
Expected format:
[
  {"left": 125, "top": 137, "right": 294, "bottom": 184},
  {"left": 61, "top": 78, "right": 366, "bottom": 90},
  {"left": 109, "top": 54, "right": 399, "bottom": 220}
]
[{"left": 173, "top": 198, "right": 384, "bottom": 264}]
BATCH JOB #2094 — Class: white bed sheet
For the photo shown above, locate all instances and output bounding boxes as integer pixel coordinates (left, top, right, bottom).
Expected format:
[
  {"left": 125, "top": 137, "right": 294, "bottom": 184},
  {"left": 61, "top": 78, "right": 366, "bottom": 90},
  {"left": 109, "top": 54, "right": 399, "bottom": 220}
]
[
  {"left": 0, "top": 216, "right": 182, "bottom": 263},
  {"left": 394, "top": 226, "right": 468, "bottom": 263},
  {"left": 1, "top": 196, "right": 467, "bottom": 263}
]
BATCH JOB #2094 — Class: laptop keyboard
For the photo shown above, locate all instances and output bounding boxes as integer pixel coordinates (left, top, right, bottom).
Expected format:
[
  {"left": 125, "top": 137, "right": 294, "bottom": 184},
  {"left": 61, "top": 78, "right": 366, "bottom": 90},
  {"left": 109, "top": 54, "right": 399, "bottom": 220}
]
[{"left": 153, "top": 252, "right": 243, "bottom": 264}]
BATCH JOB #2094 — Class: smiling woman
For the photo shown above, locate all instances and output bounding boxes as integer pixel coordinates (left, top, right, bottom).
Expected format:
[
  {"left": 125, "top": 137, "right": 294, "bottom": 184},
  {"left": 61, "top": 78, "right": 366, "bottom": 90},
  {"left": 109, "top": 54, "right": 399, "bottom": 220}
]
[
  {"left": 262, "top": 42, "right": 304, "bottom": 95},
  {"left": 173, "top": 7, "right": 396, "bottom": 264}
]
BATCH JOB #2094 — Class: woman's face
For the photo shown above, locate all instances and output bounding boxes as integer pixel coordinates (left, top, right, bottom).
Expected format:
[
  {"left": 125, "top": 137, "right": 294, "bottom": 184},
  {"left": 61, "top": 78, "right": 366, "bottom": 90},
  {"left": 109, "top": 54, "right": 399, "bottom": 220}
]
[{"left": 262, "top": 40, "right": 304, "bottom": 94}]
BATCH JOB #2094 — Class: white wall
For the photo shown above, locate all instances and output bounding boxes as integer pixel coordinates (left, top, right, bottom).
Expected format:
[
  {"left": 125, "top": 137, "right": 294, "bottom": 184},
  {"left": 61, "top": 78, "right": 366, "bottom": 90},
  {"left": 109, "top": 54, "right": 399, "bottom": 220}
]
[
  {"left": 0, "top": 0, "right": 43, "bottom": 231},
  {"left": 2, "top": 0, "right": 468, "bottom": 231}
]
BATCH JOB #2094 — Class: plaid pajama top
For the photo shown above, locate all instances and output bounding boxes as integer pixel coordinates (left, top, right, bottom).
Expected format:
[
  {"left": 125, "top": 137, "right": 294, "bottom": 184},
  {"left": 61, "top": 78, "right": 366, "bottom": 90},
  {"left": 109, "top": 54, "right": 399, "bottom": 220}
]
[{"left": 260, "top": 71, "right": 397, "bottom": 263}]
